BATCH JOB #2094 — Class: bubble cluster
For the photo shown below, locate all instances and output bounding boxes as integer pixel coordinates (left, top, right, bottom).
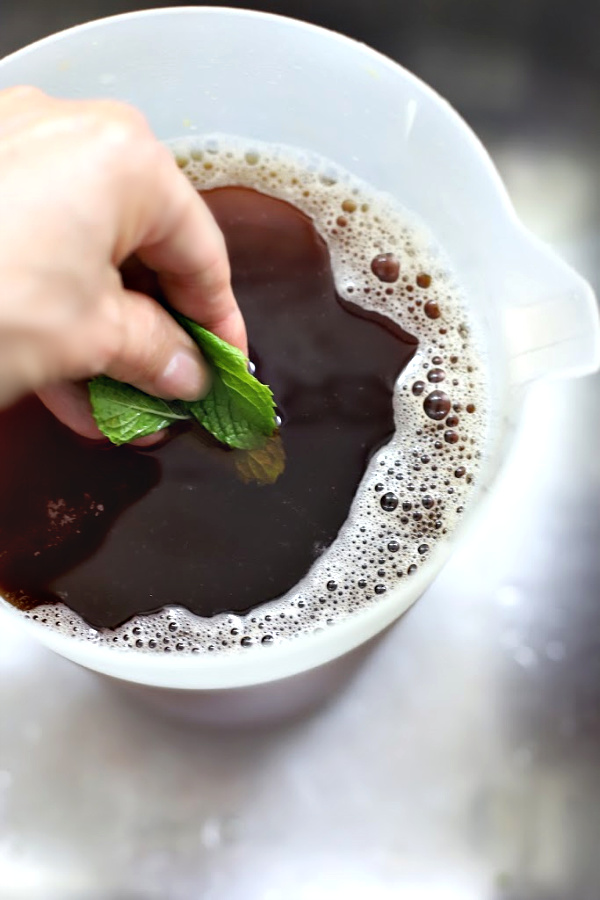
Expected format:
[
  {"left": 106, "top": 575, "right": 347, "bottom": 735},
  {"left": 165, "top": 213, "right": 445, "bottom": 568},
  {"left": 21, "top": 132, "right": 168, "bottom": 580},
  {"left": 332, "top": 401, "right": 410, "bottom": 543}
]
[{"left": 25, "top": 135, "right": 488, "bottom": 655}]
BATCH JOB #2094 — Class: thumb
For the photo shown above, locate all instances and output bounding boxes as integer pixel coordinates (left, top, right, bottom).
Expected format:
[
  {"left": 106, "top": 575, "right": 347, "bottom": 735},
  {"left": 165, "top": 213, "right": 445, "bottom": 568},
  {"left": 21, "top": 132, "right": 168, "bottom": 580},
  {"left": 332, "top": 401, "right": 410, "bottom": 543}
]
[
  {"left": 101, "top": 287, "right": 210, "bottom": 401},
  {"left": 37, "top": 286, "right": 210, "bottom": 442}
]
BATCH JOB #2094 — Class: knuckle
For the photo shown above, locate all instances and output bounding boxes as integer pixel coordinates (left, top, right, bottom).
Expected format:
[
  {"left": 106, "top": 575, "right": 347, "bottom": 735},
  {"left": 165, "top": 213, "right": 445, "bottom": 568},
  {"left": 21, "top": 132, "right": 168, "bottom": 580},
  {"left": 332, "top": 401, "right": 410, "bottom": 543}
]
[
  {"left": 97, "top": 98, "right": 149, "bottom": 132},
  {"left": 86, "top": 100, "right": 153, "bottom": 161}
]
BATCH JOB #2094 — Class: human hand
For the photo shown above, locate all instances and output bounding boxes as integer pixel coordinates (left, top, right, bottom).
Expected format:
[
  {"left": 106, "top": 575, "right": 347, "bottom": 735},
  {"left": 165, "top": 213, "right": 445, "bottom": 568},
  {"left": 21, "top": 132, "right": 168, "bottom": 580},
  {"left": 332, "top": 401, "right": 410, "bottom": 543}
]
[{"left": 0, "top": 86, "right": 246, "bottom": 440}]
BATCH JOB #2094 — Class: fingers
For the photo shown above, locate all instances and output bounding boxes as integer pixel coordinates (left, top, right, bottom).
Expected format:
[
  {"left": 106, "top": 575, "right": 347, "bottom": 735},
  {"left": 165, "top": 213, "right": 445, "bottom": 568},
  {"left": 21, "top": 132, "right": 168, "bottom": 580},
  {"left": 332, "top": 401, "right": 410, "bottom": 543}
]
[
  {"left": 110, "top": 135, "right": 248, "bottom": 355},
  {"left": 100, "top": 288, "right": 211, "bottom": 402},
  {"left": 39, "top": 284, "right": 211, "bottom": 435},
  {"left": 36, "top": 274, "right": 214, "bottom": 442},
  {"left": 37, "top": 382, "right": 166, "bottom": 446},
  {"left": 5, "top": 90, "right": 248, "bottom": 356},
  {"left": 37, "top": 381, "right": 104, "bottom": 440},
  {"left": 0, "top": 90, "right": 246, "bottom": 440}
]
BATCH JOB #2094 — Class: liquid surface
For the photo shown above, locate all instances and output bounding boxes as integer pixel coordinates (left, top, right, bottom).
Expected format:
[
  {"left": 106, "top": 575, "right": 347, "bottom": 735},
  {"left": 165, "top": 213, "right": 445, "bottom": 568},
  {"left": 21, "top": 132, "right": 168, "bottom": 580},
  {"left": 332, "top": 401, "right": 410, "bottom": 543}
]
[{"left": 0, "top": 188, "right": 417, "bottom": 628}]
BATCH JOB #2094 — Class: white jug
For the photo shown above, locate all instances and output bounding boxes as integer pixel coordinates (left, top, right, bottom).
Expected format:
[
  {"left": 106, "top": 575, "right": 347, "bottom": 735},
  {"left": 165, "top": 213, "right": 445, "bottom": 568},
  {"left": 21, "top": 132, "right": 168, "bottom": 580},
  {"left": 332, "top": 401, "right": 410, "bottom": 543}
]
[{"left": 0, "top": 8, "right": 598, "bottom": 722}]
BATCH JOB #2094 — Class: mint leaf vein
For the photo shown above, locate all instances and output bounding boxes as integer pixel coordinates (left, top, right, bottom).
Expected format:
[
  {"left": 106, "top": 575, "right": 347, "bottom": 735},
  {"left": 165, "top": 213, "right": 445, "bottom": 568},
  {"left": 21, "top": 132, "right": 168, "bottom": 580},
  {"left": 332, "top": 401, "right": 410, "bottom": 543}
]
[{"left": 88, "top": 316, "right": 277, "bottom": 452}]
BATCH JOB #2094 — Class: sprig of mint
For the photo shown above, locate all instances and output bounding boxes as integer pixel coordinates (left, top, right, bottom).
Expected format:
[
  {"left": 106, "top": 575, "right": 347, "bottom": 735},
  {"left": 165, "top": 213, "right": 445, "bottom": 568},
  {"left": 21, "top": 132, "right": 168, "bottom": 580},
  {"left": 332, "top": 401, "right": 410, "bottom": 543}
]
[
  {"left": 89, "top": 377, "right": 189, "bottom": 444},
  {"left": 233, "top": 433, "right": 286, "bottom": 486},
  {"left": 88, "top": 315, "right": 277, "bottom": 451},
  {"left": 175, "top": 315, "right": 277, "bottom": 450}
]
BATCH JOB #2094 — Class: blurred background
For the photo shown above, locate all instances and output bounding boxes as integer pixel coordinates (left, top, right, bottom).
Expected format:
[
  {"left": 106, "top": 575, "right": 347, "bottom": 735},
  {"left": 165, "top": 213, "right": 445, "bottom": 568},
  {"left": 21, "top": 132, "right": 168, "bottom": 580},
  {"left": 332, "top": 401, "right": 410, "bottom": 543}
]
[
  {"left": 1, "top": 2, "right": 599, "bottom": 899},
  {"left": 3, "top": 0, "right": 600, "bottom": 132}
]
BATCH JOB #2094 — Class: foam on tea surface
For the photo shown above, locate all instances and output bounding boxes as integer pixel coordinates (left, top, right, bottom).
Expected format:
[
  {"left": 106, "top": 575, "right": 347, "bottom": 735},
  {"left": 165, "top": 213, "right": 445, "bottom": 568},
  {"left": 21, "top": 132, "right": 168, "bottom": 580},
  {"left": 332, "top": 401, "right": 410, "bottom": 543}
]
[{"left": 14, "top": 137, "right": 488, "bottom": 654}]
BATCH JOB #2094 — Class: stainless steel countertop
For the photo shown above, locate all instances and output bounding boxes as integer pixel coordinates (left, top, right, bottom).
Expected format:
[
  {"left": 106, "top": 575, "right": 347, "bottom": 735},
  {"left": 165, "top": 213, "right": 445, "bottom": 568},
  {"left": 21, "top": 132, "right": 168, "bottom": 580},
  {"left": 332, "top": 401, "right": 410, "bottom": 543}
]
[{"left": 1, "top": 26, "right": 600, "bottom": 899}]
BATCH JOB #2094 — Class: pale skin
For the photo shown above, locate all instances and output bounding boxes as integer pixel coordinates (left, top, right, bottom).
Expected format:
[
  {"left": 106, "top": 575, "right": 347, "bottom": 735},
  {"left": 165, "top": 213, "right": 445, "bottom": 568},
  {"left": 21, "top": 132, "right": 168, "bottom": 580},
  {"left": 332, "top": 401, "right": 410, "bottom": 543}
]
[{"left": 0, "top": 86, "right": 247, "bottom": 442}]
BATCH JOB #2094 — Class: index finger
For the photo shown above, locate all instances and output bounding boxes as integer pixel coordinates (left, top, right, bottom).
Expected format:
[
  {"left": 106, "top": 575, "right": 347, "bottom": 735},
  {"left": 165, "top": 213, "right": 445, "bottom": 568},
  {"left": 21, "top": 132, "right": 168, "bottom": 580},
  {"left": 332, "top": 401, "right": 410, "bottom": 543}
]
[{"left": 111, "top": 125, "right": 247, "bottom": 355}]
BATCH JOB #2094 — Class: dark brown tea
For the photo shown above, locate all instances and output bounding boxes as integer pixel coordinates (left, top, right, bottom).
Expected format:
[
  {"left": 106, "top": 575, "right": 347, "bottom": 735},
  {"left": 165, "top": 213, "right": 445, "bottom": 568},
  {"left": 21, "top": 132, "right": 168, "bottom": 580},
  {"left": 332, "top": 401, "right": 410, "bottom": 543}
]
[
  {"left": 0, "top": 141, "right": 486, "bottom": 652},
  {"left": 0, "top": 188, "right": 417, "bottom": 629}
]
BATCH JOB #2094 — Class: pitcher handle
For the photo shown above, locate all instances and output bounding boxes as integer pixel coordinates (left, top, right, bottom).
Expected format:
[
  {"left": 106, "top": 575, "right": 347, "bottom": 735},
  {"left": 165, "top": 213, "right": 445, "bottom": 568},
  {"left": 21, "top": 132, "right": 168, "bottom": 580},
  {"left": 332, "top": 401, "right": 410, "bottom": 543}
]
[{"left": 503, "top": 227, "right": 600, "bottom": 386}]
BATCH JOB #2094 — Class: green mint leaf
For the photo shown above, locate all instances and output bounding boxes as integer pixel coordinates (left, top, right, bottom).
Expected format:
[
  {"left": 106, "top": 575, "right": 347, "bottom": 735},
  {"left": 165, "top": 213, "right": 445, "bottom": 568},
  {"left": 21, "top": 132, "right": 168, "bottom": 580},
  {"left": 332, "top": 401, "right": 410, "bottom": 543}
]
[
  {"left": 176, "top": 315, "right": 277, "bottom": 450},
  {"left": 89, "top": 376, "right": 189, "bottom": 446},
  {"left": 89, "top": 315, "right": 277, "bottom": 453},
  {"left": 233, "top": 433, "right": 286, "bottom": 485}
]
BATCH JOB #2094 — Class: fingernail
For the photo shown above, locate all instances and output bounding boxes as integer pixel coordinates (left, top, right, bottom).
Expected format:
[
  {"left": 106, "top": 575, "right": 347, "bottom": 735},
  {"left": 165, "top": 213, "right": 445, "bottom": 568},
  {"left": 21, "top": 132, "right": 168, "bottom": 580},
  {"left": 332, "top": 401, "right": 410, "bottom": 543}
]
[{"left": 157, "top": 348, "right": 206, "bottom": 401}]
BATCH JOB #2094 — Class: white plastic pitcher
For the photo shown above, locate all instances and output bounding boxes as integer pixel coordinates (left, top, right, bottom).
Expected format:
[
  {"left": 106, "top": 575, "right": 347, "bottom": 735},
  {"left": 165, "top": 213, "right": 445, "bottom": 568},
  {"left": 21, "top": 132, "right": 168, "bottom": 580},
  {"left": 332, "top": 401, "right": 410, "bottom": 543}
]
[{"left": 0, "top": 8, "right": 598, "bottom": 722}]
